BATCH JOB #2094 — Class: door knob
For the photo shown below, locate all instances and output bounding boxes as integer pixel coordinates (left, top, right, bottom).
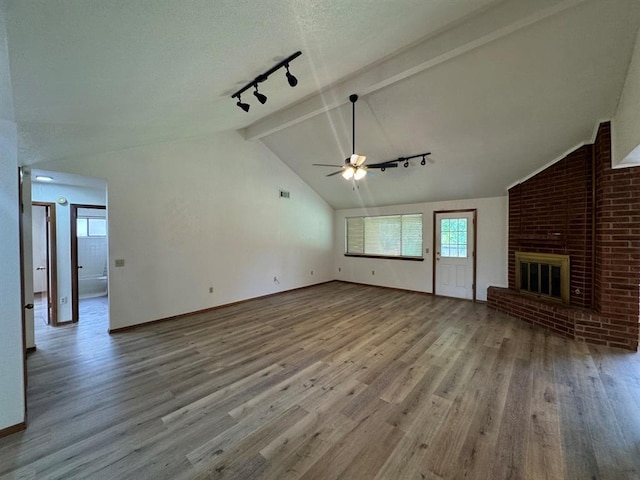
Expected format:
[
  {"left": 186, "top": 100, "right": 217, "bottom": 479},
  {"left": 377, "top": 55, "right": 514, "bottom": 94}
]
[
  {"left": 36, "top": 266, "right": 46, "bottom": 271},
  {"left": 77, "top": 265, "right": 83, "bottom": 269},
  {"left": 25, "top": 304, "right": 34, "bottom": 310}
]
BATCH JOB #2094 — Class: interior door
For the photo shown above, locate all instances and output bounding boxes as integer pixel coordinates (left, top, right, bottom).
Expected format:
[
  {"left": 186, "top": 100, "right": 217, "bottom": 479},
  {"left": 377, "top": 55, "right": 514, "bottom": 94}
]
[
  {"left": 32, "top": 205, "right": 49, "bottom": 325},
  {"left": 20, "top": 167, "right": 35, "bottom": 350},
  {"left": 32, "top": 202, "right": 57, "bottom": 326},
  {"left": 434, "top": 210, "right": 476, "bottom": 300},
  {"left": 71, "top": 204, "right": 107, "bottom": 323}
]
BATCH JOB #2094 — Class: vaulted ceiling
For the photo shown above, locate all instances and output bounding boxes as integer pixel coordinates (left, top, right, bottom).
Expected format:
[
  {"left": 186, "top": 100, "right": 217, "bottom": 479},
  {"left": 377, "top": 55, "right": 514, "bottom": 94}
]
[{"left": 3, "top": 0, "right": 639, "bottom": 208}]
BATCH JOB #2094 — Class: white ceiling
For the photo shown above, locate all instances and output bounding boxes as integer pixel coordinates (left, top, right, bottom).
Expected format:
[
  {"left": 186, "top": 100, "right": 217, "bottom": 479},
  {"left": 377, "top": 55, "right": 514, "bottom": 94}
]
[{"left": 3, "top": 0, "right": 640, "bottom": 209}]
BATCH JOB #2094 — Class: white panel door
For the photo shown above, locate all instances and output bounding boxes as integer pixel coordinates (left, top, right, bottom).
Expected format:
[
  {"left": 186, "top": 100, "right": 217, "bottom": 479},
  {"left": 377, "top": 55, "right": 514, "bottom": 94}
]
[{"left": 435, "top": 211, "right": 475, "bottom": 300}]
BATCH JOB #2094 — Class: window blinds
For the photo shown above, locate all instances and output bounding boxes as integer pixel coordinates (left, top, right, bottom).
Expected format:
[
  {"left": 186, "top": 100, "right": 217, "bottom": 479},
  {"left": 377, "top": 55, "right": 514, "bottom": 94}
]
[{"left": 346, "top": 213, "right": 422, "bottom": 258}]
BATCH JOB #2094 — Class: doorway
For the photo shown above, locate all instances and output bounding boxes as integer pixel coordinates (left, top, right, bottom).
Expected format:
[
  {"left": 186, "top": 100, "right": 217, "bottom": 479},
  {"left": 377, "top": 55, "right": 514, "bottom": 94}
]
[
  {"left": 71, "top": 204, "right": 108, "bottom": 323},
  {"left": 433, "top": 210, "right": 477, "bottom": 300},
  {"left": 31, "top": 202, "right": 58, "bottom": 327}
]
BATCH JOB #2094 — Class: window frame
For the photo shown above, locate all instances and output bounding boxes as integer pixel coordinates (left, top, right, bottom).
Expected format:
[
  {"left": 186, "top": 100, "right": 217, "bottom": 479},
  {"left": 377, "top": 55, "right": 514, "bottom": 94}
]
[{"left": 345, "top": 213, "right": 424, "bottom": 261}]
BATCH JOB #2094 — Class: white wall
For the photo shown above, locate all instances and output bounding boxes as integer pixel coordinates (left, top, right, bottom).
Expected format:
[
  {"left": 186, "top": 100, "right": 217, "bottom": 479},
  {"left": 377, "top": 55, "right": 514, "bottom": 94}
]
[
  {"left": 613, "top": 26, "right": 640, "bottom": 166},
  {"left": 0, "top": 119, "right": 26, "bottom": 431},
  {"left": 35, "top": 131, "right": 334, "bottom": 330},
  {"left": 31, "top": 183, "right": 106, "bottom": 327},
  {"left": 334, "top": 196, "right": 508, "bottom": 301}
]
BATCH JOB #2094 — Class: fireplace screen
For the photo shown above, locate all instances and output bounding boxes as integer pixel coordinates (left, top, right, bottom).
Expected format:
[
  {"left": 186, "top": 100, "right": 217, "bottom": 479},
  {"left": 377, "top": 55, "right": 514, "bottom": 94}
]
[{"left": 515, "top": 252, "right": 569, "bottom": 303}]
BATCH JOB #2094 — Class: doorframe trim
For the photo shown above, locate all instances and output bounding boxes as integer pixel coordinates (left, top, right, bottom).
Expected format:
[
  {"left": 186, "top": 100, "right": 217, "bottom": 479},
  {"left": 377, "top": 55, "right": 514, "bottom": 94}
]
[
  {"left": 432, "top": 209, "right": 478, "bottom": 302},
  {"left": 71, "top": 204, "right": 106, "bottom": 323},
  {"left": 32, "top": 202, "right": 58, "bottom": 326}
]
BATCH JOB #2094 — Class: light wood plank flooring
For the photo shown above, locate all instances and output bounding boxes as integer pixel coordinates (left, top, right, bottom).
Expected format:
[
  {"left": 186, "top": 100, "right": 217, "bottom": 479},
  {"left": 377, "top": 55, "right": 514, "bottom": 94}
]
[{"left": 1, "top": 282, "right": 639, "bottom": 479}]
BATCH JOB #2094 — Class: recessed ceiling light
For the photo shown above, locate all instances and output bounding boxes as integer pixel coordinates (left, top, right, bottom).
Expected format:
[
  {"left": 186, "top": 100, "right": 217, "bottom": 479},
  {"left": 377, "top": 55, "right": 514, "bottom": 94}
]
[{"left": 35, "top": 175, "right": 53, "bottom": 182}]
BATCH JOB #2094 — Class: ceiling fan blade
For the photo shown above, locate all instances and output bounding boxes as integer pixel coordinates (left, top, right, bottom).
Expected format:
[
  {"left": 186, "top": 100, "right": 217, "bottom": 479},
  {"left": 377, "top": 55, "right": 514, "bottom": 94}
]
[
  {"left": 326, "top": 170, "right": 344, "bottom": 177},
  {"left": 313, "top": 163, "right": 345, "bottom": 167}
]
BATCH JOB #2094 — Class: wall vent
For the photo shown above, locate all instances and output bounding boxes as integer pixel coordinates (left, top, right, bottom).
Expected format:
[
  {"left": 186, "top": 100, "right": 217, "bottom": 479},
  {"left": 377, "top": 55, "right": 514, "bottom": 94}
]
[{"left": 279, "top": 190, "right": 290, "bottom": 199}]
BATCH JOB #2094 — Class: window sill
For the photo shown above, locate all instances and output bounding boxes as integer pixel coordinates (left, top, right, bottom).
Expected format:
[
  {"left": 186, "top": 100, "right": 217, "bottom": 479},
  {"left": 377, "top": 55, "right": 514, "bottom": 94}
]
[{"left": 344, "top": 254, "right": 424, "bottom": 262}]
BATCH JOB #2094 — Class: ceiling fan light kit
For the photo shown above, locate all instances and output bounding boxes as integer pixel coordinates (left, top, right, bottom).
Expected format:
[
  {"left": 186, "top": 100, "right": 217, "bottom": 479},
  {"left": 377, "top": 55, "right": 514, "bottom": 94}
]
[
  {"left": 231, "top": 51, "right": 301, "bottom": 112},
  {"left": 312, "top": 93, "right": 432, "bottom": 181}
]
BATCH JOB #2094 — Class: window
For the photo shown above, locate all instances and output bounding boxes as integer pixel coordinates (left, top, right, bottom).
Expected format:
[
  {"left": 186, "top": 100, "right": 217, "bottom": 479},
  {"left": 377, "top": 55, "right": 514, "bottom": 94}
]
[
  {"left": 346, "top": 214, "right": 422, "bottom": 259},
  {"left": 76, "top": 218, "right": 107, "bottom": 237},
  {"left": 440, "top": 218, "right": 467, "bottom": 258}
]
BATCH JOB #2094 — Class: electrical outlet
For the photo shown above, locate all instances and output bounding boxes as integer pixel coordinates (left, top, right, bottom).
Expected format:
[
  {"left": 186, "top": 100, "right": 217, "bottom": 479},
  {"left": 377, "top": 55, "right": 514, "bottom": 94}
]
[
  {"left": 372, "top": 270, "right": 375, "bottom": 275},
  {"left": 338, "top": 267, "right": 341, "bottom": 272},
  {"left": 209, "top": 286, "right": 214, "bottom": 293},
  {"left": 60, "top": 296, "right": 67, "bottom": 305},
  {"left": 310, "top": 270, "right": 314, "bottom": 275},
  {"left": 115, "top": 259, "right": 125, "bottom": 267}
]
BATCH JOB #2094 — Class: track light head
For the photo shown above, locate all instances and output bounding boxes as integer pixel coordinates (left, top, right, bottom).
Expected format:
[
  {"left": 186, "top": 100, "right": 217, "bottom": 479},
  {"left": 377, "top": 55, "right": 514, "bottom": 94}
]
[
  {"left": 421, "top": 156, "right": 426, "bottom": 166},
  {"left": 285, "top": 64, "right": 298, "bottom": 87},
  {"left": 236, "top": 96, "right": 250, "bottom": 112},
  {"left": 253, "top": 84, "right": 267, "bottom": 104},
  {"left": 403, "top": 159, "right": 409, "bottom": 168}
]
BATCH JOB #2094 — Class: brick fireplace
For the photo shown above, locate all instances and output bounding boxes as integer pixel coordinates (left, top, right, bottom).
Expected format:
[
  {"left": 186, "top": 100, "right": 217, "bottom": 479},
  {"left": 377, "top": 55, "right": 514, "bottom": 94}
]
[{"left": 488, "top": 122, "right": 640, "bottom": 351}]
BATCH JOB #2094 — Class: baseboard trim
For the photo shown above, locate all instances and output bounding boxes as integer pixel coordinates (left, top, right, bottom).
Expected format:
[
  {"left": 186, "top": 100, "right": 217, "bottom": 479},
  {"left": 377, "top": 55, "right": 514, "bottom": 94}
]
[
  {"left": 0, "top": 422, "right": 26, "bottom": 439},
  {"left": 109, "top": 280, "right": 335, "bottom": 334}
]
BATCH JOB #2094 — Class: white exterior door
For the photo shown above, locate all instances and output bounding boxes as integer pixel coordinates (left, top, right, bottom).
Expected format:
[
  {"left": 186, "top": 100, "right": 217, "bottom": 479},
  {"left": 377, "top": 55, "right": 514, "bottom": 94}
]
[{"left": 435, "top": 211, "right": 475, "bottom": 300}]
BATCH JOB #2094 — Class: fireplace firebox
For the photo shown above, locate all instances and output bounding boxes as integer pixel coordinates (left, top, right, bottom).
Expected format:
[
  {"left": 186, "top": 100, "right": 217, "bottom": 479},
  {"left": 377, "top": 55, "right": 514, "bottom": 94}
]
[{"left": 515, "top": 252, "right": 570, "bottom": 304}]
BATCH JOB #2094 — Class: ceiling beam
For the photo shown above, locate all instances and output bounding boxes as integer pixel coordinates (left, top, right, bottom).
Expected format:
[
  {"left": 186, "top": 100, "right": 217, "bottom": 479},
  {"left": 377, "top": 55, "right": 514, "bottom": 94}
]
[{"left": 243, "top": 0, "right": 587, "bottom": 141}]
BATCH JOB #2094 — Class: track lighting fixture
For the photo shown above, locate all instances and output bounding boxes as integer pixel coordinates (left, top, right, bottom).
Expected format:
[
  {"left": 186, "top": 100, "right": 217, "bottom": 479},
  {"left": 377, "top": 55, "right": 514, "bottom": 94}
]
[
  {"left": 285, "top": 64, "right": 298, "bottom": 87},
  {"left": 421, "top": 155, "right": 427, "bottom": 166},
  {"left": 253, "top": 84, "right": 267, "bottom": 104},
  {"left": 231, "top": 51, "right": 301, "bottom": 112},
  {"left": 404, "top": 160, "right": 409, "bottom": 168},
  {"left": 236, "top": 95, "right": 250, "bottom": 112}
]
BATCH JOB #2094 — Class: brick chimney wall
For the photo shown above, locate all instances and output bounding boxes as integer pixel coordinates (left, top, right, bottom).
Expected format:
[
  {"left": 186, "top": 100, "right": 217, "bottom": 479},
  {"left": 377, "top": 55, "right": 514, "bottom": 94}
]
[{"left": 488, "top": 122, "right": 640, "bottom": 350}]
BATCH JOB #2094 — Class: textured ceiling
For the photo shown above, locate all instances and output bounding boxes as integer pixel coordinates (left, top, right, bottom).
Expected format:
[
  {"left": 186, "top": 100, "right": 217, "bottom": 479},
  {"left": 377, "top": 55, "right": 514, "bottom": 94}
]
[
  {"left": 3, "top": 0, "right": 499, "bottom": 164},
  {"left": 3, "top": 0, "right": 640, "bottom": 209},
  {"left": 259, "top": 0, "right": 640, "bottom": 208}
]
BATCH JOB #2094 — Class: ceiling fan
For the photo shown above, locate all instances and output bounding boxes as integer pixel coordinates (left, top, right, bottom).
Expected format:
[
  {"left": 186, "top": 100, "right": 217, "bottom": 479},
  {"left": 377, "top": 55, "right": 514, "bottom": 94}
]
[{"left": 313, "top": 94, "right": 431, "bottom": 180}]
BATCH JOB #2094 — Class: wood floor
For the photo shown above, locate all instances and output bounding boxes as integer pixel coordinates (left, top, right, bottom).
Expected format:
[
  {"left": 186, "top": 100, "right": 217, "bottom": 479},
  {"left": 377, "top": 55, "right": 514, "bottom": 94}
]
[{"left": 1, "top": 282, "right": 639, "bottom": 480}]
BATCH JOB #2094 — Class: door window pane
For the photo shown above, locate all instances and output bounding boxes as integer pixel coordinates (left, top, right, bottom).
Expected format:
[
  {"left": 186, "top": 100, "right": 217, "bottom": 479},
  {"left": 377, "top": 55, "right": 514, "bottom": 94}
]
[{"left": 440, "top": 218, "right": 468, "bottom": 258}]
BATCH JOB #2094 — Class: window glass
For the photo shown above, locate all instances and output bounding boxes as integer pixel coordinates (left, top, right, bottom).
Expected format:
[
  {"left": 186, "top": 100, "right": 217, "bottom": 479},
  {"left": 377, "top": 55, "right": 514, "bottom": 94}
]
[
  {"left": 345, "top": 214, "right": 422, "bottom": 258},
  {"left": 440, "top": 218, "right": 468, "bottom": 258},
  {"left": 76, "top": 218, "right": 88, "bottom": 237},
  {"left": 77, "top": 217, "right": 107, "bottom": 237},
  {"left": 88, "top": 218, "right": 107, "bottom": 236}
]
